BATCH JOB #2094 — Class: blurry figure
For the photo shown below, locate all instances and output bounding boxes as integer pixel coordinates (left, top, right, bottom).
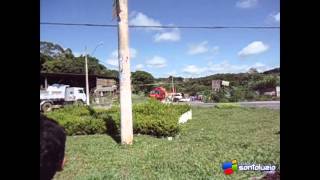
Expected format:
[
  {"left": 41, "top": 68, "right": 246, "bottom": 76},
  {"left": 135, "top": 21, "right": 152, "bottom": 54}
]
[{"left": 40, "top": 114, "right": 66, "bottom": 180}]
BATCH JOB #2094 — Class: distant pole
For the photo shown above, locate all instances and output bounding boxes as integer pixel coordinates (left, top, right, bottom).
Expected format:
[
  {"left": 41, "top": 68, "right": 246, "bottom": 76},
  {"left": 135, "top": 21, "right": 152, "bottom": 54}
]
[
  {"left": 84, "top": 42, "right": 103, "bottom": 106},
  {"left": 117, "top": 0, "right": 133, "bottom": 145},
  {"left": 171, "top": 76, "right": 174, "bottom": 93},
  {"left": 44, "top": 77, "right": 48, "bottom": 89},
  {"left": 85, "top": 46, "right": 90, "bottom": 105}
]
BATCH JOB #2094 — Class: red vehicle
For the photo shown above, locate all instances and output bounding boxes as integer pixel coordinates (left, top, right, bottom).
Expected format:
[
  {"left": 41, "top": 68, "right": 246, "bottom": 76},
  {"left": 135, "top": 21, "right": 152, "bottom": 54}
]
[{"left": 149, "top": 87, "right": 168, "bottom": 101}]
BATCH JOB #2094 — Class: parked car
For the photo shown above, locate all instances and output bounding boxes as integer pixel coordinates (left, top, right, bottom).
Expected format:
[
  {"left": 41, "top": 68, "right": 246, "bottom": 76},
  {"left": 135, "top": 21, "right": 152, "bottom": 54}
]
[{"left": 172, "top": 93, "right": 183, "bottom": 102}]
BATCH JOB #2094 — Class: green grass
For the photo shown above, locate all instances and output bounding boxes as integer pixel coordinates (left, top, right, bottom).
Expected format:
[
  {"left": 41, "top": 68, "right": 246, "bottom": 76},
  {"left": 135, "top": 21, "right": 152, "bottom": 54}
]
[
  {"left": 215, "top": 103, "right": 240, "bottom": 109},
  {"left": 54, "top": 107, "right": 280, "bottom": 180},
  {"left": 131, "top": 94, "right": 150, "bottom": 104}
]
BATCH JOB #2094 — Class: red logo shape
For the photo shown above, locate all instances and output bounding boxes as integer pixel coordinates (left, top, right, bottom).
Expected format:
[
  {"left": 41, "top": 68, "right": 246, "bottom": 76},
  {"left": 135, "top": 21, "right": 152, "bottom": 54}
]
[{"left": 224, "top": 168, "right": 233, "bottom": 175}]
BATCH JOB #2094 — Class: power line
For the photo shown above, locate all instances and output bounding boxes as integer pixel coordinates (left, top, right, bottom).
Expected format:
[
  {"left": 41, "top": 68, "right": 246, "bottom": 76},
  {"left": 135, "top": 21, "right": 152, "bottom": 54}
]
[{"left": 40, "top": 22, "right": 279, "bottom": 30}]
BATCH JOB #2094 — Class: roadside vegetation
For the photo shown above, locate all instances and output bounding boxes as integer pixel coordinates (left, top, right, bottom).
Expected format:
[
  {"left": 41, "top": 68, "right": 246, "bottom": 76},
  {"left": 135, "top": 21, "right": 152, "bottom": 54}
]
[{"left": 53, "top": 107, "right": 280, "bottom": 180}]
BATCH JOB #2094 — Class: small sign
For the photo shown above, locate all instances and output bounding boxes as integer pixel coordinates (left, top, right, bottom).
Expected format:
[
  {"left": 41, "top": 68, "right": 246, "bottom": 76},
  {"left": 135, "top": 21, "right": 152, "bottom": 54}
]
[{"left": 221, "top": 81, "right": 230, "bottom": 86}]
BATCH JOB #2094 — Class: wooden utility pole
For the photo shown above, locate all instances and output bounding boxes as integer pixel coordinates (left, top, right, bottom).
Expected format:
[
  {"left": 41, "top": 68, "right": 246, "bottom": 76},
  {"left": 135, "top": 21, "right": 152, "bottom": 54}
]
[
  {"left": 85, "top": 46, "right": 90, "bottom": 106},
  {"left": 117, "top": 0, "right": 133, "bottom": 145},
  {"left": 171, "top": 76, "right": 174, "bottom": 93}
]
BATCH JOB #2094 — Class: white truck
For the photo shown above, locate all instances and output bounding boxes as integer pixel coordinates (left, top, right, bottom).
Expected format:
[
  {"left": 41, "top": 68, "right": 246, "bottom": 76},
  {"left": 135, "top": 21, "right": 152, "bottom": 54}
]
[{"left": 40, "top": 84, "right": 87, "bottom": 112}]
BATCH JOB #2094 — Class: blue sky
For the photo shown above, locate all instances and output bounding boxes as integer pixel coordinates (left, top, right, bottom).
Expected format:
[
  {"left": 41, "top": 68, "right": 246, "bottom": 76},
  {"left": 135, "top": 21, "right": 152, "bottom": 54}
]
[{"left": 40, "top": 0, "right": 280, "bottom": 78}]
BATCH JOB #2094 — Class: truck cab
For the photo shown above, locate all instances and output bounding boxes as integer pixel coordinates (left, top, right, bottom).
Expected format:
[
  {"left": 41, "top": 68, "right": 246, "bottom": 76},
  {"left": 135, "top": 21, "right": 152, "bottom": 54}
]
[
  {"left": 65, "top": 87, "right": 86, "bottom": 103},
  {"left": 149, "top": 87, "right": 167, "bottom": 101}
]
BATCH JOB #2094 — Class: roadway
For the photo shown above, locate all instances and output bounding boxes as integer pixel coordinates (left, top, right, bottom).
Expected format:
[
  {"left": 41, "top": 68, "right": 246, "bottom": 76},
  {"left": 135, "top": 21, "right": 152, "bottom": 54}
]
[{"left": 176, "top": 101, "right": 280, "bottom": 110}]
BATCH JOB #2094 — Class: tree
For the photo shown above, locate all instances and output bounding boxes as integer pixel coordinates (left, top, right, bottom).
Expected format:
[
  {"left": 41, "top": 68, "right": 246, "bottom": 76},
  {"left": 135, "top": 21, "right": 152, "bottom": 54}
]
[
  {"left": 248, "top": 68, "right": 258, "bottom": 74},
  {"left": 40, "top": 41, "right": 118, "bottom": 78},
  {"left": 40, "top": 41, "right": 67, "bottom": 58},
  {"left": 250, "top": 75, "right": 278, "bottom": 91},
  {"left": 131, "top": 71, "right": 155, "bottom": 94}
]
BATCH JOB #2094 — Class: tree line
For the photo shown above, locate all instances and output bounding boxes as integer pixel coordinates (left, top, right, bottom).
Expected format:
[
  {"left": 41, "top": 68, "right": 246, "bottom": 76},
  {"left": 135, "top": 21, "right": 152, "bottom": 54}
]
[{"left": 40, "top": 41, "right": 280, "bottom": 102}]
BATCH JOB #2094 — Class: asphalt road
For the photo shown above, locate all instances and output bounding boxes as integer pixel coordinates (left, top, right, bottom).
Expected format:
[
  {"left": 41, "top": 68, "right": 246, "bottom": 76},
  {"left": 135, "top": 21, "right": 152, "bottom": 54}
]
[{"left": 177, "top": 101, "right": 280, "bottom": 110}]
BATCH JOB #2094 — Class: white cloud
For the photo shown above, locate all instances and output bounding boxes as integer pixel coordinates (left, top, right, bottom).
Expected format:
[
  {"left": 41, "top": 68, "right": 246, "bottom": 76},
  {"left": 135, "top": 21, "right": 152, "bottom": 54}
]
[
  {"left": 135, "top": 64, "right": 144, "bottom": 70},
  {"left": 253, "top": 62, "right": 265, "bottom": 67},
  {"left": 106, "top": 48, "right": 137, "bottom": 66},
  {"left": 130, "top": 12, "right": 182, "bottom": 42},
  {"left": 106, "top": 58, "right": 118, "bottom": 67},
  {"left": 187, "top": 41, "right": 209, "bottom": 55},
  {"left": 129, "top": 12, "right": 162, "bottom": 31},
  {"left": 73, "top": 52, "right": 82, "bottom": 57},
  {"left": 212, "top": 46, "right": 220, "bottom": 54},
  {"left": 274, "top": 12, "right": 280, "bottom": 22},
  {"left": 238, "top": 41, "right": 269, "bottom": 57},
  {"left": 251, "top": 62, "right": 270, "bottom": 72},
  {"left": 146, "top": 56, "right": 167, "bottom": 68},
  {"left": 207, "top": 61, "right": 247, "bottom": 74},
  {"left": 181, "top": 61, "right": 272, "bottom": 77},
  {"left": 207, "top": 61, "right": 270, "bottom": 74},
  {"left": 182, "top": 65, "right": 207, "bottom": 75},
  {"left": 166, "top": 70, "right": 178, "bottom": 76},
  {"left": 130, "top": 48, "right": 137, "bottom": 58},
  {"left": 266, "top": 12, "right": 280, "bottom": 24},
  {"left": 110, "top": 50, "right": 118, "bottom": 58},
  {"left": 236, "top": 0, "right": 258, "bottom": 8},
  {"left": 154, "top": 28, "right": 181, "bottom": 42}
]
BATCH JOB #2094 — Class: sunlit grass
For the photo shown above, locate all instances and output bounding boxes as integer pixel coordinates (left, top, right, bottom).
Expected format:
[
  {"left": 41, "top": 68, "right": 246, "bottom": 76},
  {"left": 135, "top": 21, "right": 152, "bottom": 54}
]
[{"left": 54, "top": 107, "right": 280, "bottom": 180}]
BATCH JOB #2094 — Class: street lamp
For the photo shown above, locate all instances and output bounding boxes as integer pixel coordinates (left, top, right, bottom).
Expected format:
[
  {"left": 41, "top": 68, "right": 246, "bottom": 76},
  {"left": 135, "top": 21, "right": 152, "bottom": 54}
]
[{"left": 84, "top": 42, "right": 104, "bottom": 106}]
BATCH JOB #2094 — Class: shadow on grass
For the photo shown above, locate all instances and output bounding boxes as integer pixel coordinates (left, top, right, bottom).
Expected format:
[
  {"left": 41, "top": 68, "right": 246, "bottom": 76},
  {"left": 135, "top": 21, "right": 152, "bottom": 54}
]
[
  {"left": 87, "top": 106, "right": 121, "bottom": 143},
  {"left": 104, "top": 115, "right": 121, "bottom": 143}
]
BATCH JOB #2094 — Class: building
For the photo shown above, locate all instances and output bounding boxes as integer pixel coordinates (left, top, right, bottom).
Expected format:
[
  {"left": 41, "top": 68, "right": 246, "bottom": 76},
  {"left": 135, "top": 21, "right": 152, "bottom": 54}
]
[
  {"left": 212, "top": 80, "right": 222, "bottom": 92},
  {"left": 40, "top": 72, "right": 118, "bottom": 93},
  {"left": 276, "top": 86, "right": 280, "bottom": 97}
]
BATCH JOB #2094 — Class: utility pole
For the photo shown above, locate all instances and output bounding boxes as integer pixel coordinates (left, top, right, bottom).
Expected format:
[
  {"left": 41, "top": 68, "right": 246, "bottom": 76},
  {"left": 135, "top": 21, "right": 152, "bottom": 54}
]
[
  {"left": 171, "top": 76, "right": 174, "bottom": 93},
  {"left": 85, "top": 46, "right": 90, "bottom": 106},
  {"left": 117, "top": 0, "right": 133, "bottom": 145}
]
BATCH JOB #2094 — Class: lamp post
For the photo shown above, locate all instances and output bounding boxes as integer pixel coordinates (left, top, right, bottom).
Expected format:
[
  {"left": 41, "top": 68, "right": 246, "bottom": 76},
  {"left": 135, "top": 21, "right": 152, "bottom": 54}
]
[{"left": 84, "top": 42, "right": 104, "bottom": 106}]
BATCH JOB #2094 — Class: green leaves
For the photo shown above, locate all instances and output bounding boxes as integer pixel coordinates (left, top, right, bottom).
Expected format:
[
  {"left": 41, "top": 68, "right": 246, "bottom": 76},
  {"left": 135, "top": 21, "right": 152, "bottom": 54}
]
[
  {"left": 103, "top": 99, "right": 191, "bottom": 137},
  {"left": 40, "top": 41, "right": 118, "bottom": 77},
  {"left": 250, "top": 75, "right": 278, "bottom": 91},
  {"left": 131, "top": 71, "right": 155, "bottom": 94},
  {"left": 45, "top": 100, "right": 191, "bottom": 137}
]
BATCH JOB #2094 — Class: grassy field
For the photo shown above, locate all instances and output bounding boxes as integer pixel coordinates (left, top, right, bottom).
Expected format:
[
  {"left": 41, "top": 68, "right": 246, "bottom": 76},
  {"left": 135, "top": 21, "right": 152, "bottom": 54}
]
[
  {"left": 131, "top": 94, "right": 150, "bottom": 104},
  {"left": 54, "top": 107, "right": 280, "bottom": 180}
]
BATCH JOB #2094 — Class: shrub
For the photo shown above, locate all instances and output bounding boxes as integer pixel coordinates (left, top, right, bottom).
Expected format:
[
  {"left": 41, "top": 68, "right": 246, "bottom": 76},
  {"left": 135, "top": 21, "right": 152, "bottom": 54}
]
[
  {"left": 46, "top": 107, "right": 106, "bottom": 135},
  {"left": 99, "top": 99, "right": 190, "bottom": 137},
  {"left": 63, "top": 116, "right": 106, "bottom": 135},
  {"left": 45, "top": 100, "right": 191, "bottom": 137},
  {"left": 250, "top": 75, "right": 278, "bottom": 91}
]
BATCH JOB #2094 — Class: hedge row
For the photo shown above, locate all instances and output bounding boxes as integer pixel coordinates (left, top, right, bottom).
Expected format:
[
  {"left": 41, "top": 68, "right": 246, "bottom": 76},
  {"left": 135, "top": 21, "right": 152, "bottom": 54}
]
[{"left": 45, "top": 100, "right": 191, "bottom": 137}]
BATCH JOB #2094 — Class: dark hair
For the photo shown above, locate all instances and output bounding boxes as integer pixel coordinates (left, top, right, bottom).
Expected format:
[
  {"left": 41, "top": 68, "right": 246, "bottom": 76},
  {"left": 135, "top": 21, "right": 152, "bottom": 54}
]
[{"left": 40, "top": 113, "right": 66, "bottom": 180}]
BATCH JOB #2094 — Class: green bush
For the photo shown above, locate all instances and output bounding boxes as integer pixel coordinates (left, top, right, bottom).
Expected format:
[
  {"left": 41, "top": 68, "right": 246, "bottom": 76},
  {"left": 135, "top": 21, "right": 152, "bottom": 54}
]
[
  {"left": 99, "top": 99, "right": 190, "bottom": 137},
  {"left": 46, "top": 100, "right": 191, "bottom": 137},
  {"left": 63, "top": 116, "right": 106, "bottom": 135},
  {"left": 250, "top": 75, "right": 278, "bottom": 91},
  {"left": 46, "top": 106, "right": 106, "bottom": 135}
]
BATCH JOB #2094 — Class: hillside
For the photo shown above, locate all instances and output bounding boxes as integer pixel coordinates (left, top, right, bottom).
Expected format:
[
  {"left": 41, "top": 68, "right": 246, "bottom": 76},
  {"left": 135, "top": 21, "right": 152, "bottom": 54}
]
[
  {"left": 263, "top": 67, "right": 280, "bottom": 75},
  {"left": 153, "top": 68, "right": 280, "bottom": 102}
]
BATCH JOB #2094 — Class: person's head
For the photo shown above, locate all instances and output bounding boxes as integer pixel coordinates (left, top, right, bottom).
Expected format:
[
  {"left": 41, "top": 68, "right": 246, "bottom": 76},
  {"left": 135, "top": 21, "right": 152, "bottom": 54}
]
[{"left": 40, "top": 114, "right": 66, "bottom": 180}]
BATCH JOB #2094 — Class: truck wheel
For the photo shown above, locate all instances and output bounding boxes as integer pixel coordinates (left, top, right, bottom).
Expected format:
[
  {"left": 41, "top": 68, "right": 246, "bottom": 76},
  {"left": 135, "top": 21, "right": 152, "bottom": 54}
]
[
  {"left": 41, "top": 102, "right": 52, "bottom": 112},
  {"left": 74, "top": 100, "right": 84, "bottom": 106}
]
